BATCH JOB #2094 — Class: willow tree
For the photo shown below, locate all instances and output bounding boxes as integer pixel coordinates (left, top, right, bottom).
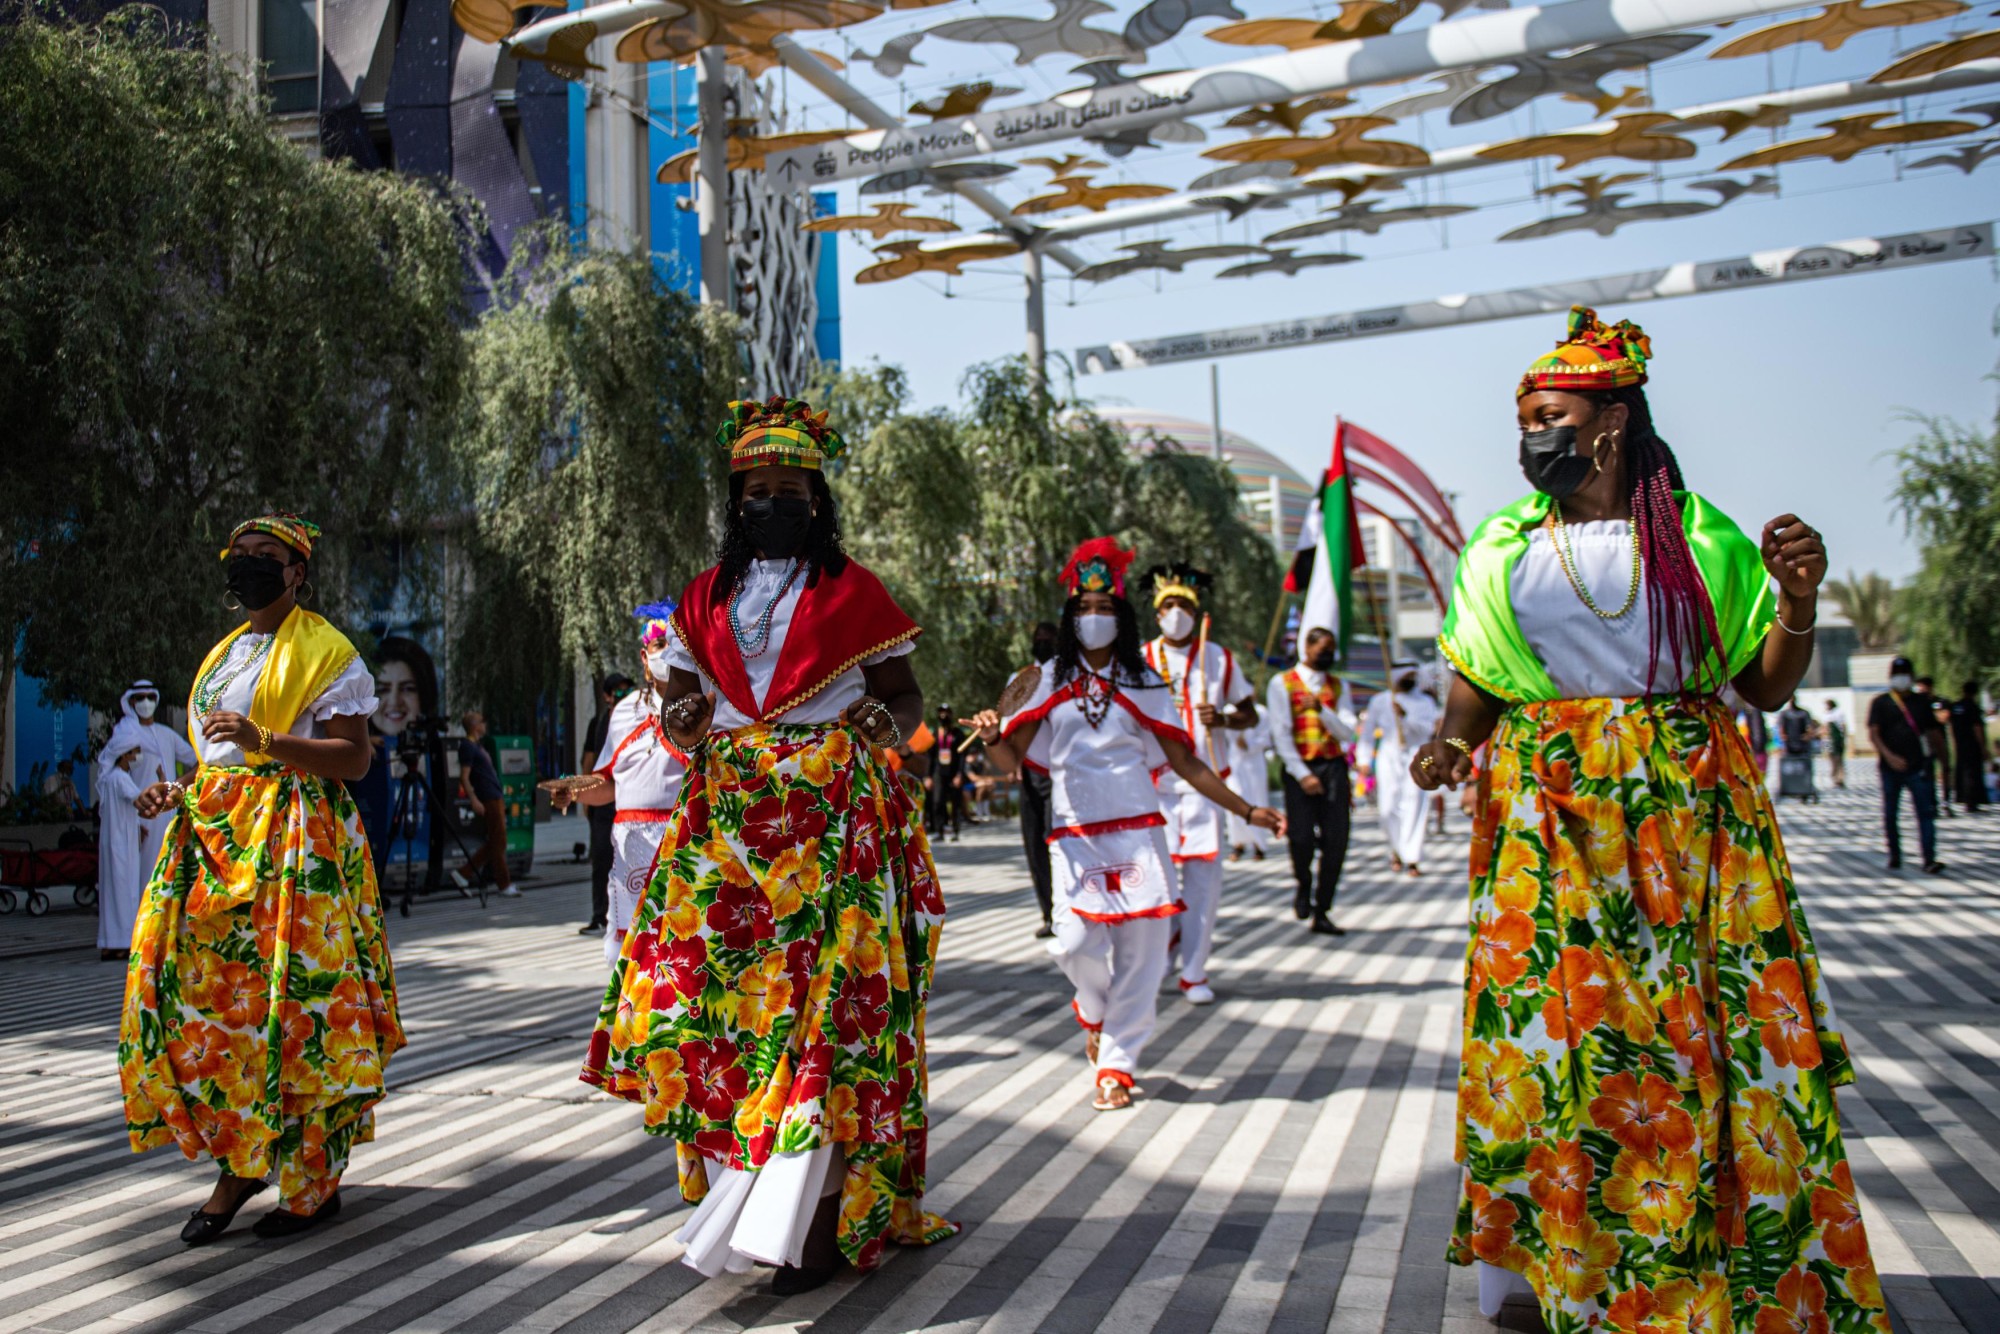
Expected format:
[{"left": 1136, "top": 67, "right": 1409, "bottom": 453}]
[
  {"left": 1892, "top": 406, "right": 2000, "bottom": 688},
  {"left": 0, "top": 8, "right": 467, "bottom": 709},
  {"left": 454, "top": 226, "right": 738, "bottom": 725}
]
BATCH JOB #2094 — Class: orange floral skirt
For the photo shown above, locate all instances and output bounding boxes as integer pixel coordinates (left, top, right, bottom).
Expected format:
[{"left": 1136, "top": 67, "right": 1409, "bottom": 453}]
[
  {"left": 118, "top": 765, "right": 402, "bottom": 1182},
  {"left": 1451, "top": 696, "right": 1886, "bottom": 1334}
]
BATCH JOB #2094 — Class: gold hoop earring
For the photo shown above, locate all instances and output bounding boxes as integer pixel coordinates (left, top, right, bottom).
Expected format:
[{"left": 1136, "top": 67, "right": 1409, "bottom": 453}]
[
  {"left": 299, "top": 579, "right": 316, "bottom": 604},
  {"left": 223, "top": 592, "right": 243, "bottom": 612}
]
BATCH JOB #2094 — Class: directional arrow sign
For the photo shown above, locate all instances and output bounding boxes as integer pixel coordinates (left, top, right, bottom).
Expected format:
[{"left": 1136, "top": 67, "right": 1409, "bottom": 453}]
[{"left": 1075, "top": 222, "right": 1996, "bottom": 373}]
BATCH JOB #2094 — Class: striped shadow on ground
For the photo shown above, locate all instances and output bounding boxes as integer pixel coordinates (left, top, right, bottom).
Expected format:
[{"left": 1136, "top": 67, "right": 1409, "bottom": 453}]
[{"left": 0, "top": 765, "right": 1994, "bottom": 1333}]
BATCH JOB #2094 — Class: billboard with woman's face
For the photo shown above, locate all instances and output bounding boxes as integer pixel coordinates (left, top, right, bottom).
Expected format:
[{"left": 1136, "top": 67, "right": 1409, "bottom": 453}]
[{"left": 372, "top": 637, "right": 439, "bottom": 737}]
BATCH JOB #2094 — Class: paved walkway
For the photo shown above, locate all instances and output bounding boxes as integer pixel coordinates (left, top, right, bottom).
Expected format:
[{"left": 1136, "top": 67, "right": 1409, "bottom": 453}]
[{"left": 2, "top": 772, "right": 1997, "bottom": 1334}]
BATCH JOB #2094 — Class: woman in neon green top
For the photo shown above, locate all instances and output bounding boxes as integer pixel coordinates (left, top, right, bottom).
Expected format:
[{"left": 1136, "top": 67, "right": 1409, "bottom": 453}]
[{"left": 1411, "top": 309, "right": 1887, "bottom": 1334}]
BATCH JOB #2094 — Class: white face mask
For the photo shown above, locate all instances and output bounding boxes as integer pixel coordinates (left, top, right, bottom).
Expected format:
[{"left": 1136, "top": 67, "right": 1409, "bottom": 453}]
[
  {"left": 1890, "top": 673, "right": 1914, "bottom": 692},
  {"left": 133, "top": 699, "right": 158, "bottom": 720},
  {"left": 1158, "top": 607, "right": 1195, "bottom": 641},
  {"left": 1076, "top": 613, "right": 1119, "bottom": 651}
]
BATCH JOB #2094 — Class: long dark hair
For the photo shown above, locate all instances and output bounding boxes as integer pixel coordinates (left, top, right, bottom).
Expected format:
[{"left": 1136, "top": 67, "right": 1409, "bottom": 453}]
[
  {"left": 374, "top": 636, "right": 440, "bottom": 718},
  {"left": 1052, "top": 593, "right": 1153, "bottom": 688},
  {"left": 715, "top": 469, "right": 847, "bottom": 590},
  {"left": 1589, "top": 386, "right": 1725, "bottom": 693}
]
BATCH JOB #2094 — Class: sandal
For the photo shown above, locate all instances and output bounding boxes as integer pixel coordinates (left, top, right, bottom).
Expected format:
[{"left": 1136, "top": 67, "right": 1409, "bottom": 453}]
[
  {"left": 180, "top": 1177, "right": 267, "bottom": 1246},
  {"left": 1092, "top": 1076, "right": 1133, "bottom": 1112}
]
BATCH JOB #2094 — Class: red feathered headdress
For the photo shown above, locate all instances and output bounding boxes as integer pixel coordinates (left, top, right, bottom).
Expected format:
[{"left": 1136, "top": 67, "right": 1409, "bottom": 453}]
[{"left": 1059, "top": 537, "right": 1135, "bottom": 597}]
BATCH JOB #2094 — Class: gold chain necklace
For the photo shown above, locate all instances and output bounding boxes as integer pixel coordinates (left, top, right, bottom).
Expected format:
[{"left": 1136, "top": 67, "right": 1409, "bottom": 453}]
[{"left": 1547, "top": 509, "right": 1641, "bottom": 620}]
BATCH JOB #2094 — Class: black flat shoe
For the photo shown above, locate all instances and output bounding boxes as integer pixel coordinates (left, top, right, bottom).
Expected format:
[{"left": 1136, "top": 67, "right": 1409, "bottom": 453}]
[
  {"left": 253, "top": 1190, "right": 341, "bottom": 1239},
  {"left": 1293, "top": 890, "right": 1310, "bottom": 921},
  {"left": 1034, "top": 921, "right": 1055, "bottom": 939},
  {"left": 1310, "top": 915, "right": 1346, "bottom": 937},
  {"left": 180, "top": 1179, "right": 267, "bottom": 1245},
  {"left": 770, "top": 1260, "right": 842, "bottom": 1296},
  {"left": 578, "top": 921, "right": 605, "bottom": 935}
]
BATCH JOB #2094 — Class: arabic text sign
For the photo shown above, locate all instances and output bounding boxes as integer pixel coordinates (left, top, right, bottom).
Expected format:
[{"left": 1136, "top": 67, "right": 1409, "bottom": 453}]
[{"left": 1075, "top": 224, "right": 1993, "bottom": 373}]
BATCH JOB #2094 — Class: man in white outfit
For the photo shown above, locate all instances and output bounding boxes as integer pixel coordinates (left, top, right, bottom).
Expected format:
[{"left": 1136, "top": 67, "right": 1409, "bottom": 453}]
[
  {"left": 1359, "top": 660, "right": 1441, "bottom": 875},
  {"left": 102, "top": 680, "right": 196, "bottom": 886},
  {"left": 1142, "top": 564, "right": 1260, "bottom": 1005}
]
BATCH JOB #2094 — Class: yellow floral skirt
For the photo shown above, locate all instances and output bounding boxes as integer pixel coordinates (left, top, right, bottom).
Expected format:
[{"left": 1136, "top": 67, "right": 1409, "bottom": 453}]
[
  {"left": 581, "top": 722, "right": 956, "bottom": 1271},
  {"left": 119, "top": 765, "right": 402, "bottom": 1201},
  {"left": 1451, "top": 696, "right": 1886, "bottom": 1334}
]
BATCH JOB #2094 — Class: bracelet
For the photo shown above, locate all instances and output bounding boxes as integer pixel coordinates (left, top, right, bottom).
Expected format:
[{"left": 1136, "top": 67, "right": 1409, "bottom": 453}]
[
  {"left": 164, "top": 780, "right": 188, "bottom": 804},
  {"left": 253, "top": 722, "right": 274, "bottom": 754},
  {"left": 1776, "top": 611, "right": 1816, "bottom": 636},
  {"left": 1442, "top": 736, "right": 1475, "bottom": 762}
]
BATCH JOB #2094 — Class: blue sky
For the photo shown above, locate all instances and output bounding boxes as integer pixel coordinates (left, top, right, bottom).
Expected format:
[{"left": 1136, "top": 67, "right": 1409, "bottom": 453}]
[{"left": 787, "top": 3, "right": 2000, "bottom": 579}]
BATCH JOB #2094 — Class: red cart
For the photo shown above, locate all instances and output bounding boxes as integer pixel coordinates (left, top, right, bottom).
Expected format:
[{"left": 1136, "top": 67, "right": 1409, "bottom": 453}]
[{"left": 0, "top": 837, "right": 99, "bottom": 917}]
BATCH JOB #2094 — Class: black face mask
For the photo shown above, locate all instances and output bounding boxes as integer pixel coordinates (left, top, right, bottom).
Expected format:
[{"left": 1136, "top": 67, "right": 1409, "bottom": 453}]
[
  {"left": 226, "top": 554, "right": 292, "bottom": 611},
  {"left": 741, "top": 495, "right": 814, "bottom": 560},
  {"left": 1518, "top": 424, "right": 1596, "bottom": 499},
  {"left": 1031, "top": 637, "right": 1057, "bottom": 663}
]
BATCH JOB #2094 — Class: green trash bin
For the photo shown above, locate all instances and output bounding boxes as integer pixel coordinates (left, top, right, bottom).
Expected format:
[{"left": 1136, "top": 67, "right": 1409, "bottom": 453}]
[{"left": 492, "top": 733, "right": 536, "bottom": 879}]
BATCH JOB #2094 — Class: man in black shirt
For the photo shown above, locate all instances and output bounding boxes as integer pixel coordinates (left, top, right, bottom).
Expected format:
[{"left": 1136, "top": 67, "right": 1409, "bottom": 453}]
[
  {"left": 1867, "top": 657, "right": 1943, "bottom": 873},
  {"left": 928, "top": 704, "right": 966, "bottom": 843},
  {"left": 1949, "top": 680, "right": 1989, "bottom": 813},
  {"left": 577, "top": 675, "right": 631, "bottom": 934},
  {"left": 1914, "top": 676, "right": 1953, "bottom": 816},
  {"left": 454, "top": 711, "right": 517, "bottom": 896}
]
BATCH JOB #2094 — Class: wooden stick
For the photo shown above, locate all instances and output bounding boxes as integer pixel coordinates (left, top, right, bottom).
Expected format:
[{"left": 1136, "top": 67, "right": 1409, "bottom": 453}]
[{"left": 1195, "top": 613, "right": 1221, "bottom": 770}]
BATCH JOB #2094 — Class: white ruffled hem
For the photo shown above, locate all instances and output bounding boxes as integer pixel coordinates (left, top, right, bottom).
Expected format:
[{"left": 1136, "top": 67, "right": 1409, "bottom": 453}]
[
  {"left": 676, "top": 1145, "right": 841, "bottom": 1278},
  {"left": 1476, "top": 1260, "right": 1535, "bottom": 1316}
]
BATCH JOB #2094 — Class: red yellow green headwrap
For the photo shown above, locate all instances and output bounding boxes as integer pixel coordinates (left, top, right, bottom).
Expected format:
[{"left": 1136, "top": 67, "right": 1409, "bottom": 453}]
[
  {"left": 1517, "top": 306, "right": 1654, "bottom": 399},
  {"left": 1060, "top": 537, "right": 1136, "bottom": 597},
  {"left": 220, "top": 512, "right": 320, "bottom": 561},
  {"left": 718, "top": 396, "right": 848, "bottom": 473}
]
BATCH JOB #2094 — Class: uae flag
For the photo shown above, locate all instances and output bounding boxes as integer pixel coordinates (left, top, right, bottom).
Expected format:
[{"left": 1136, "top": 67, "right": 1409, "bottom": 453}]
[{"left": 1286, "top": 420, "right": 1368, "bottom": 661}]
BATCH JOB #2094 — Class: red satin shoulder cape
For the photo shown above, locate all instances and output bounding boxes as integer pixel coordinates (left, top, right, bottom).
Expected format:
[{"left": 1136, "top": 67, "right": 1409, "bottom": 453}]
[{"left": 670, "top": 560, "right": 921, "bottom": 722}]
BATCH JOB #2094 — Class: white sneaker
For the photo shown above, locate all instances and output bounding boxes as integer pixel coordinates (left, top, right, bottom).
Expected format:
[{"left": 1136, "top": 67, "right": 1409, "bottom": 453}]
[
  {"left": 1183, "top": 983, "right": 1215, "bottom": 1005},
  {"left": 500, "top": 886, "right": 521, "bottom": 897}
]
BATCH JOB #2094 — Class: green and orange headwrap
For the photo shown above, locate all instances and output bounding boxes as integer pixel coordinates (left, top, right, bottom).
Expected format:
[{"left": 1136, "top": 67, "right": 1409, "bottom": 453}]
[
  {"left": 1518, "top": 306, "right": 1654, "bottom": 399},
  {"left": 718, "top": 396, "right": 849, "bottom": 473},
  {"left": 220, "top": 512, "right": 320, "bottom": 561}
]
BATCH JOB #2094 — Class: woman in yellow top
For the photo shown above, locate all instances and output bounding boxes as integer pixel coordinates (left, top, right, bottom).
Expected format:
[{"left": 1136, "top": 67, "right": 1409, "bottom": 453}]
[
  {"left": 122, "top": 513, "right": 401, "bottom": 1245},
  {"left": 1411, "top": 311, "right": 1884, "bottom": 1333}
]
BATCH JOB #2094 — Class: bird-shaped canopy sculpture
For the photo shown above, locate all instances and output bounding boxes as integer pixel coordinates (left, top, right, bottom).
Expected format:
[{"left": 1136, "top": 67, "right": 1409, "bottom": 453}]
[
  {"left": 1221, "top": 96, "right": 1357, "bottom": 135},
  {"left": 1369, "top": 69, "right": 1493, "bottom": 120},
  {"left": 1013, "top": 158, "right": 1176, "bottom": 213},
  {"left": 1201, "top": 117, "right": 1430, "bottom": 175},
  {"left": 1869, "top": 27, "right": 2000, "bottom": 81},
  {"left": 848, "top": 30, "right": 928, "bottom": 76},
  {"left": 615, "top": 0, "right": 882, "bottom": 74},
  {"left": 1499, "top": 173, "right": 1714, "bottom": 239},
  {"left": 1719, "top": 110, "right": 1977, "bottom": 166},
  {"left": 1450, "top": 34, "right": 1710, "bottom": 123},
  {"left": 1478, "top": 114, "right": 1698, "bottom": 169},
  {"left": 908, "top": 81, "right": 1024, "bottom": 118},
  {"left": 861, "top": 162, "right": 1018, "bottom": 194},
  {"left": 1119, "top": 0, "right": 1245, "bottom": 53},
  {"left": 802, "top": 202, "right": 959, "bottom": 238},
  {"left": 1217, "top": 248, "right": 1360, "bottom": 277},
  {"left": 1075, "top": 240, "right": 1264, "bottom": 281},
  {"left": 855, "top": 238, "right": 1023, "bottom": 282},
  {"left": 453, "top": 0, "right": 548, "bottom": 45},
  {"left": 927, "top": 0, "right": 1140, "bottom": 65},
  {"left": 1262, "top": 199, "right": 1474, "bottom": 242},
  {"left": 1561, "top": 85, "right": 1650, "bottom": 116},
  {"left": 1710, "top": 0, "right": 1966, "bottom": 58},
  {"left": 656, "top": 129, "right": 856, "bottom": 183},
  {"left": 1908, "top": 137, "right": 2000, "bottom": 170},
  {"left": 1676, "top": 101, "right": 1796, "bottom": 138}
]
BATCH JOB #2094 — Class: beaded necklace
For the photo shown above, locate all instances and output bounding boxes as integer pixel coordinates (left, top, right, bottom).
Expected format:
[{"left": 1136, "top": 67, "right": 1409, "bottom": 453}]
[
  {"left": 192, "top": 634, "right": 274, "bottom": 717},
  {"left": 729, "top": 559, "right": 802, "bottom": 659},
  {"left": 1547, "top": 509, "right": 1641, "bottom": 620},
  {"left": 1076, "top": 665, "right": 1115, "bottom": 729}
]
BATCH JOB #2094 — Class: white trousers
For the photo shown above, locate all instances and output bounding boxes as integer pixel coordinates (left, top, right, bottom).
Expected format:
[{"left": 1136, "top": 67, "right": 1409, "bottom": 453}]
[
  {"left": 1170, "top": 856, "right": 1222, "bottom": 987},
  {"left": 1375, "top": 748, "right": 1429, "bottom": 867},
  {"left": 1052, "top": 911, "right": 1172, "bottom": 1078}
]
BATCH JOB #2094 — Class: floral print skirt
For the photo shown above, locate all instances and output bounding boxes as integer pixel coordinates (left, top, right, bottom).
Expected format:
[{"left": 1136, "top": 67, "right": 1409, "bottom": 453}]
[
  {"left": 581, "top": 722, "right": 957, "bottom": 1271},
  {"left": 1451, "top": 696, "right": 1887, "bottom": 1334},
  {"left": 119, "top": 765, "right": 403, "bottom": 1186}
]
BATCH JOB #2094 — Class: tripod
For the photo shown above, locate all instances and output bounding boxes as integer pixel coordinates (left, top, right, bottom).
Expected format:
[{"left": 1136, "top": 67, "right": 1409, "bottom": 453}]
[{"left": 388, "top": 741, "right": 486, "bottom": 918}]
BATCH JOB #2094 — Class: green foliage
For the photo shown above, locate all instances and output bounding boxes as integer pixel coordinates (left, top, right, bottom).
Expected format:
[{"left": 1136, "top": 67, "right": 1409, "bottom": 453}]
[
  {"left": 0, "top": 8, "right": 468, "bottom": 710},
  {"left": 1892, "top": 405, "right": 2000, "bottom": 689},
  {"left": 1821, "top": 570, "right": 1898, "bottom": 653},
  {"left": 817, "top": 356, "right": 1280, "bottom": 717},
  {"left": 451, "top": 224, "right": 739, "bottom": 725}
]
